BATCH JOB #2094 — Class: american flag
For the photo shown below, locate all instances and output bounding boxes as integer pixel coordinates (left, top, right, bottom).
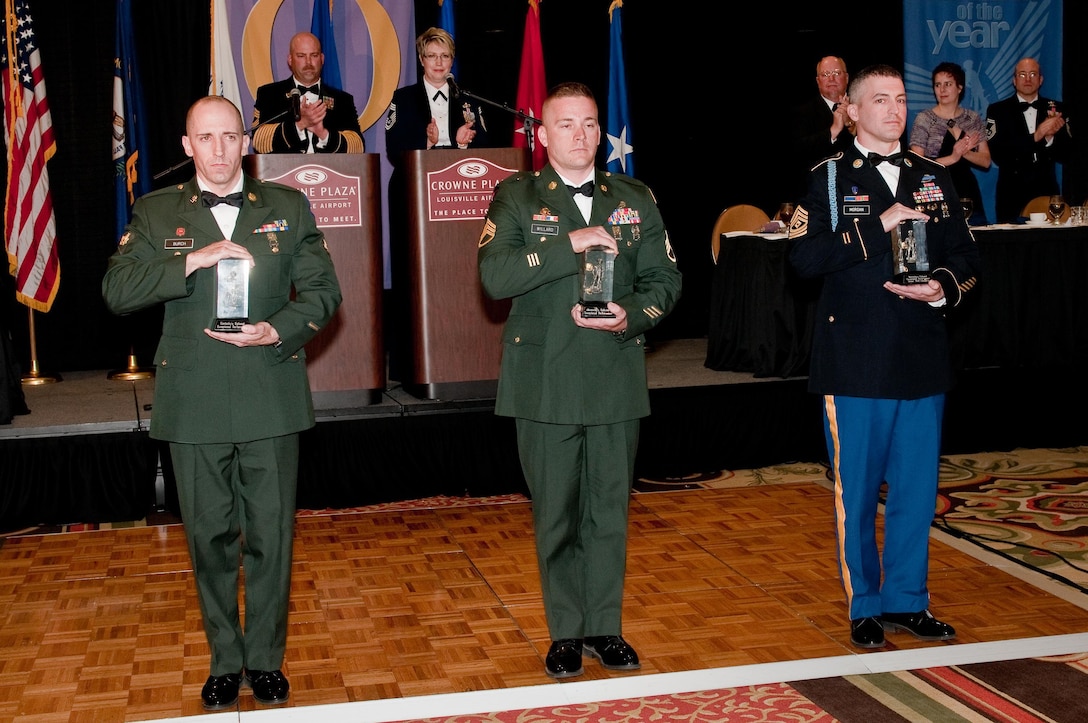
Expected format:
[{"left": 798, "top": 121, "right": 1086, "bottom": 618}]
[{"left": 3, "top": 0, "right": 59, "bottom": 312}]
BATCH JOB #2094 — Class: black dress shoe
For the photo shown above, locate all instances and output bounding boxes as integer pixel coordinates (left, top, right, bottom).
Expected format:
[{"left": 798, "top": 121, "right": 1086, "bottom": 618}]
[
  {"left": 583, "top": 635, "right": 641, "bottom": 670},
  {"left": 245, "top": 669, "right": 290, "bottom": 705},
  {"left": 200, "top": 672, "right": 241, "bottom": 710},
  {"left": 545, "top": 639, "right": 584, "bottom": 678},
  {"left": 849, "top": 617, "right": 886, "bottom": 649},
  {"left": 882, "top": 610, "right": 956, "bottom": 641}
]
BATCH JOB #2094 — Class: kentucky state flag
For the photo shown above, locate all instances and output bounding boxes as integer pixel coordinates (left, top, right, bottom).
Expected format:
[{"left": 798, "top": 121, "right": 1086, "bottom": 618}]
[{"left": 113, "top": 0, "right": 150, "bottom": 243}]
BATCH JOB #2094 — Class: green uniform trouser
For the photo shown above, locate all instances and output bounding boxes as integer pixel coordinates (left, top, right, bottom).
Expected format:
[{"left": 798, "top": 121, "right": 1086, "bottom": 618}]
[
  {"left": 516, "top": 418, "right": 639, "bottom": 639},
  {"left": 170, "top": 436, "right": 298, "bottom": 675}
]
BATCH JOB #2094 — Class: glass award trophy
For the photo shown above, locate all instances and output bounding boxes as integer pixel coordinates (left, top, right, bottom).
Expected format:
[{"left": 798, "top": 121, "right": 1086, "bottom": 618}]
[
  {"left": 891, "top": 219, "right": 931, "bottom": 285},
  {"left": 579, "top": 246, "right": 616, "bottom": 318},
  {"left": 214, "top": 258, "right": 249, "bottom": 332}
]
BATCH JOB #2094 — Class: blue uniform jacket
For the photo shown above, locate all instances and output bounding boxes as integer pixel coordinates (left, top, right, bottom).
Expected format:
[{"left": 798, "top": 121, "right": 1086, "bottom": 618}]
[{"left": 788, "top": 146, "right": 981, "bottom": 400}]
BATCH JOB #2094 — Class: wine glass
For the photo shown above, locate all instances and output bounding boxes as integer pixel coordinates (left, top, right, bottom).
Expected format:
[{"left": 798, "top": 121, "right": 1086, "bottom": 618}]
[
  {"left": 961, "top": 197, "right": 974, "bottom": 224},
  {"left": 1048, "top": 195, "right": 1068, "bottom": 225}
]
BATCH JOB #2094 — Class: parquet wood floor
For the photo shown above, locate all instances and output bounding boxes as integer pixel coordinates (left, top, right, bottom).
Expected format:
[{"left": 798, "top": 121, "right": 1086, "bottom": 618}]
[{"left": 2, "top": 481, "right": 1087, "bottom": 722}]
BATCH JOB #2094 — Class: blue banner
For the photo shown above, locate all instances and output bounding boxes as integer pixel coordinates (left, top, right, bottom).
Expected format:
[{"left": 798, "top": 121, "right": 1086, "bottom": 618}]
[{"left": 904, "top": 0, "right": 1063, "bottom": 223}]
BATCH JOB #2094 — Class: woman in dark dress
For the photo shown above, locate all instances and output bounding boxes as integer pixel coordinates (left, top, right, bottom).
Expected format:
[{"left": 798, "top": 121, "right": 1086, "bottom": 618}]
[{"left": 909, "top": 62, "right": 992, "bottom": 225}]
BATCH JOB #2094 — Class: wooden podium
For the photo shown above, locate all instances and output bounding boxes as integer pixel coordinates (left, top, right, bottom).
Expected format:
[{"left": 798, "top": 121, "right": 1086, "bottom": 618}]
[
  {"left": 243, "top": 154, "right": 384, "bottom": 407},
  {"left": 398, "top": 148, "right": 530, "bottom": 400}
]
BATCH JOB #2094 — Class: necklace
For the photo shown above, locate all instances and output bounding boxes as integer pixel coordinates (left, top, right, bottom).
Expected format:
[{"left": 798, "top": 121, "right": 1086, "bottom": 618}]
[{"left": 936, "top": 106, "right": 961, "bottom": 128}]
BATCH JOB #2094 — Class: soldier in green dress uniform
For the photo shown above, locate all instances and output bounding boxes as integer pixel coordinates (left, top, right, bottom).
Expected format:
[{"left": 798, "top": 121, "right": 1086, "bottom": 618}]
[
  {"left": 478, "top": 82, "right": 681, "bottom": 679},
  {"left": 102, "top": 95, "right": 341, "bottom": 710}
]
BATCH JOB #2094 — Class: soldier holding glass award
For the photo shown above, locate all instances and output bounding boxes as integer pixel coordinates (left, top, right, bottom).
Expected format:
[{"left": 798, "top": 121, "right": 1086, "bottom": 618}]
[
  {"left": 478, "top": 82, "right": 681, "bottom": 679},
  {"left": 788, "top": 65, "right": 980, "bottom": 652},
  {"left": 103, "top": 96, "right": 341, "bottom": 711}
]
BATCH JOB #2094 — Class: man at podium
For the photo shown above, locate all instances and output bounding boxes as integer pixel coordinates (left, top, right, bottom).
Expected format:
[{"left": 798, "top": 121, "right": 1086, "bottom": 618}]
[{"left": 250, "top": 31, "right": 364, "bottom": 154}]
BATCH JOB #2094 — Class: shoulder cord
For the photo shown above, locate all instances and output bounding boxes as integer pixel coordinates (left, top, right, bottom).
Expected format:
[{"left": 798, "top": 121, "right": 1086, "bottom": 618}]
[{"left": 828, "top": 160, "right": 838, "bottom": 230}]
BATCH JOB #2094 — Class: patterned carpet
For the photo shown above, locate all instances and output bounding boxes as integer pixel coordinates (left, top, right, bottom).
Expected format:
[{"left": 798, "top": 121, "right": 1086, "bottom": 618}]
[{"left": 932, "top": 447, "right": 1088, "bottom": 592}]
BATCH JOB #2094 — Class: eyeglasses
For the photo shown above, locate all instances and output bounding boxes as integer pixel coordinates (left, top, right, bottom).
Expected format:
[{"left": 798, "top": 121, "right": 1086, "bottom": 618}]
[
  {"left": 818, "top": 70, "right": 844, "bottom": 79},
  {"left": 1016, "top": 71, "right": 1039, "bottom": 79},
  {"left": 422, "top": 53, "right": 452, "bottom": 62}
]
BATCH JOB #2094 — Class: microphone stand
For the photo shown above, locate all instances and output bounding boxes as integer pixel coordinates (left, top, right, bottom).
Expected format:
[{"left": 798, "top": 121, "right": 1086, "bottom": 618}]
[
  {"left": 152, "top": 107, "right": 296, "bottom": 181},
  {"left": 456, "top": 86, "right": 541, "bottom": 156}
]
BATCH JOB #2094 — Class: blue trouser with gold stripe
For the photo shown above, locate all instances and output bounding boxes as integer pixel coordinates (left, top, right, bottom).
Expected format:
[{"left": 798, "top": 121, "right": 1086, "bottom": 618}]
[{"left": 822, "top": 394, "right": 944, "bottom": 620}]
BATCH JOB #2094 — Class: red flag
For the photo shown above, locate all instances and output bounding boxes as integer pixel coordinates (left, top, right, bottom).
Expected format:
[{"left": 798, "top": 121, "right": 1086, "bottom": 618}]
[
  {"left": 3, "top": 0, "right": 59, "bottom": 312},
  {"left": 514, "top": 0, "right": 547, "bottom": 171}
]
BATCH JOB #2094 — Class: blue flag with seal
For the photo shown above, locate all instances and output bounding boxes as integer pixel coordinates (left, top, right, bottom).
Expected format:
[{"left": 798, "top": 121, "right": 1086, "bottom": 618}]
[
  {"left": 311, "top": 0, "right": 342, "bottom": 91},
  {"left": 112, "top": 0, "right": 150, "bottom": 242},
  {"left": 606, "top": 0, "right": 633, "bottom": 176},
  {"left": 903, "top": 0, "right": 1063, "bottom": 225},
  {"left": 437, "top": 0, "right": 460, "bottom": 80}
]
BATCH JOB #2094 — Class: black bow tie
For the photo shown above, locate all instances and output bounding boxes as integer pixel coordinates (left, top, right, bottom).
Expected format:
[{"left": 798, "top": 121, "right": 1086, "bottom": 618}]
[
  {"left": 201, "top": 190, "right": 244, "bottom": 208},
  {"left": 868, "top": 152, "right": 906, "bottom": 167},
  {"left": 433, "top": 90, "right": 446, "bottom": 101},
  {"left": 297, "top": 84, "right": 319, "bottom": 95},
  {"left": 567, "top": 181, "right": 594, "bottom": 197},
  {"left": 1019, "top": 99, "right": 1045, "bottom": 112}
]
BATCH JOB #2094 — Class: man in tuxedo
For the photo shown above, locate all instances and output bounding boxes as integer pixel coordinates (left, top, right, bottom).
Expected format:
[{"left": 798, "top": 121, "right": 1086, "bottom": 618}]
[
  {"left": 985, "top": 57, "right": 1073, "bottom": 222},
  {"left": 789, "top": 56, "right": 854, "bottom": 198},
  {"left": 251, "top": 31, "right": 364, "bottom": 154},
  {"left": 103, "top": 96, "right": 342, "bottom": 710},
  {"left": 788, "top": 65, "right": 980, "bottom": 651}
]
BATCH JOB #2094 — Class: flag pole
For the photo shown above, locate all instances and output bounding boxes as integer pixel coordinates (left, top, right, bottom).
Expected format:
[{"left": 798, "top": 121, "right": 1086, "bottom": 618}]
[
  {"left": 107, "top": 344, "right": 155, "bottom": 380},
  {"left": 20, "top": 307, "right": 60, "bottom": 385}
]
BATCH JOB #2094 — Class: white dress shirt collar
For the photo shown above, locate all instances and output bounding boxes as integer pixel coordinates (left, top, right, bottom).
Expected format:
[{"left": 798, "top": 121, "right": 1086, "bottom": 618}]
[{"left": 854, "top": 140, "right": 902, "bottom": 195}]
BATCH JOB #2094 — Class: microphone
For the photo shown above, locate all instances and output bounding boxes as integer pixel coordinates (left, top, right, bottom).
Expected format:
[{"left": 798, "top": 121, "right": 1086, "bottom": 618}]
[
  {"left": 446, "top": 74, "right": 460, "bottom": 98},
  {"left": 288, "top": 87, "right": 301, "bottom": 122}
]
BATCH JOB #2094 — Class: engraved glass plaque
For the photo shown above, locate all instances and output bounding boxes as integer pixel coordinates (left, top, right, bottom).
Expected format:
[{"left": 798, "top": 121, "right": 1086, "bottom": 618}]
[
  {"left": 214, "top": 258, "right": 249, "bottom": 332},
  {"left": 891, "top": 219, "right": 931, "bottom": 285},
  {"left": 579, "top": 246, "right": 616, "bottom": 318}
]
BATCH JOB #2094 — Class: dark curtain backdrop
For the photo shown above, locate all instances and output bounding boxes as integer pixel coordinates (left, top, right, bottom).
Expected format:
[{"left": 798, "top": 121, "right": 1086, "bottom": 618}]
[{"left": 3, "top": 1, "right": 1085, "bottom": 373}]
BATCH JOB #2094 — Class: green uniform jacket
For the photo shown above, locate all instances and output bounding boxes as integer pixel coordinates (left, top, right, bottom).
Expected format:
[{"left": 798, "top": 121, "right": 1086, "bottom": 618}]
[
  {"left": 478, "top": 166, "right": 682, "bottom": 425},
  {"left": 102, "top": 176, "right": 342, "bottom": 444}
]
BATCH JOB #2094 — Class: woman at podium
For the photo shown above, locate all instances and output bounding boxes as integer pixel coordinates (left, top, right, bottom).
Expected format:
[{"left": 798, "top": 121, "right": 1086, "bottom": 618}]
[{"left": 384, "top": 27, "right": 491, "bottom": 156}]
